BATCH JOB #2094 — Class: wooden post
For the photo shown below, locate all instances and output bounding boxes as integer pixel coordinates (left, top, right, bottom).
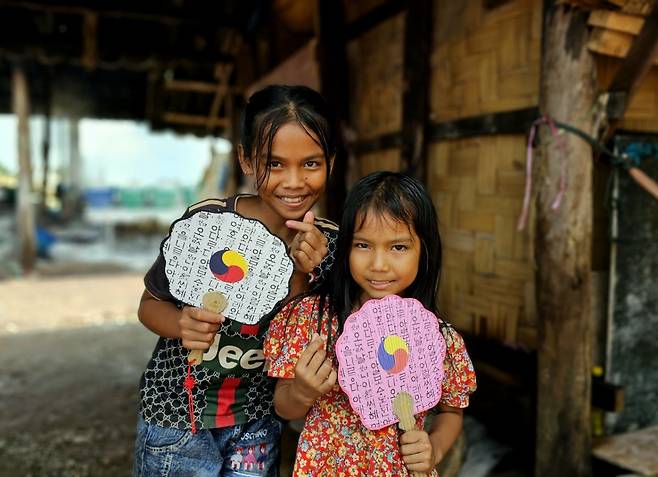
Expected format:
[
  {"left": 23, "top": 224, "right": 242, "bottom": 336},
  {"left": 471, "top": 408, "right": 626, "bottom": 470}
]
[
  {"left": 12, "top": 65, "right": 36, "bottom": 273},
  {"left": 316, "top": 0, "right": 349, "bottom": 221},
  {"left": 40, "top": 72, "right": 52, "bottom": 213},
  {"left": 62, "top": 117, "right": 83, "bottom": 220},
  {"left": 401, "top": 0, "right": 432, "bottom": 182},
  {"left": 535, "top": 5, "right": 595, "bottom": 476}
]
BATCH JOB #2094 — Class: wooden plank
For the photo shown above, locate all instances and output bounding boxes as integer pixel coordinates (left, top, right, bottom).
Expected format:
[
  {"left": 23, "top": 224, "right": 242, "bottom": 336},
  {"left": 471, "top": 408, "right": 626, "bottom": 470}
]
[
  {"left": 81, "top": 11, "right": 98, "bottom": 70},
  {"left": 162, "top": 113, "right": 229, "bottom": 127},
  {"left": 12, "top": 65, "right": 36, "bottom": 274},
  {"left": 606, "top": 0, "right": 656, "bottom": 16},
  {"left": 605, "top": 1, "right": 658, "bottom": 127},
  {"left": 353, "top": 131, "right": 402, "bottom": 156},
  {"left": 588, "top": 10, "right": 645, "bottom": 35},
  {"left": 164, "top": 80, "right": 221, "bottom": 94},
  {"left": 400, "top": 0, "right": 432, "bottom": 180},
  {"left": 588, "top": 28, "right": 658, "bottom": 65},
  {"left": 592, "top": 426, "right": 658, "bottom": 476},
  {"left": 535, "top": 4, "right": 595, "bottom": 475},
  {"left": 428, "top": 107, "right": 539, "bottom": 140},
  {"left": 592, "top": 379, "right": 624, "bottom": 413},
  {"left": 316, "top": 0, "right": 349, "bottom": 222},
  {"left": 207, "top": 63, "right": 233, "bottom": 133},
  {"left": 353, "top": 108, "right": 537, "bottom": 157}
]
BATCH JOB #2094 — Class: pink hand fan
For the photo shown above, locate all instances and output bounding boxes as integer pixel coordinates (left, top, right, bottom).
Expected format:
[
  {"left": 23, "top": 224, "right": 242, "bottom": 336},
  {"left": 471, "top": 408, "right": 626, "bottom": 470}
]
[{"left": 335, "top": 295, "right": 446, "bottom": 431}]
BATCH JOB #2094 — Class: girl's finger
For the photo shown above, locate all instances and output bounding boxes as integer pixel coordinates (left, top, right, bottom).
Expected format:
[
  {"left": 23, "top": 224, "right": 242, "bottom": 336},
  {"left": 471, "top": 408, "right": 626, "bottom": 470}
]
[
  {"left": 185, "top": 307, "right": 225, "bottom": 324},
  {"left": 285, "top": 210, "right": 315, "bottom": 233},
  {"left": 297, "top": 337, "right": 325, "bottom": 368},
  {"left": 316, "top": 359, "right": 333, "bottom": 381},
  {"left": 318, "top": 369, "right": 337, "bottom": 394},
  {"left": 293, "top": 250, "right": 315, "bottom": 273},
  {"left": 181, "top": 339, "right": 213, "bottom": 350},
  {"left": 307, "top": 347, "right": 328, "bottom": 373},
  {"left": 296, "top": 242, "right": 323, "bottom": 265}
]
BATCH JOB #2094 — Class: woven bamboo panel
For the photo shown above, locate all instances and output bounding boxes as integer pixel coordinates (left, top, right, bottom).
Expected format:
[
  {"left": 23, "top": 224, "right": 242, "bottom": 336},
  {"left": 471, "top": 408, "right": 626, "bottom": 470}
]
[
  {"left": 597, "top": 56, "right": 658, "bottom": 132},
  {"left": 430, "top": 0, "right": 542, "bottom": 122},
  {"left": 347, "top": 13, "right": 404, "bottom": 140},
  {"left": 357, "top": 148, "right": 402, "bottom": 178},
  {"left": 431, "top": 135, "right": 538, "bottom": 348}
]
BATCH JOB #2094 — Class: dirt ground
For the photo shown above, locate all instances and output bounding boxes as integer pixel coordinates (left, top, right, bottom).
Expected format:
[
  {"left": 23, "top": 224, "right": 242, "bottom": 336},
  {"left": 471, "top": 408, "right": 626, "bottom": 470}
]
[
  {"left": 0, "top": 273, "right": 153, "bottom": 477},
  {"left": 0, "top": 272, "right": 299, "bottom": 477}
]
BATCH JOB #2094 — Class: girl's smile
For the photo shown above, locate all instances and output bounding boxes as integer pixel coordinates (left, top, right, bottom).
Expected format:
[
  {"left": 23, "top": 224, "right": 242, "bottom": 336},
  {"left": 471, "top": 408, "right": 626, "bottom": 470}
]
[
  {"left": 240, "top": 122, "right": 330, "bottom": 228},
  {"left": 349, "top": 211, "right": 421, "bottom": 305}
]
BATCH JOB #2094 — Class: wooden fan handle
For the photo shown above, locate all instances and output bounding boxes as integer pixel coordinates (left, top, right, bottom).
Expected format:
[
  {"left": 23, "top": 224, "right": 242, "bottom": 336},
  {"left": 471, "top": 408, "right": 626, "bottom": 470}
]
[
  {"left": 392, "top": 392, "right": 426, "bottom": 477},
  {"left": 188, "top": 291, "right": 228, "bottom": 365}
]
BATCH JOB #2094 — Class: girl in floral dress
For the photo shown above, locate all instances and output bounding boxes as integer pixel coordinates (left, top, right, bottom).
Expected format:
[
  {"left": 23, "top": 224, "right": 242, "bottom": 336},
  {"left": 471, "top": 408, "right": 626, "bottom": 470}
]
[{"left": 264, "top": 172, "right": 477, "bottom": 476}]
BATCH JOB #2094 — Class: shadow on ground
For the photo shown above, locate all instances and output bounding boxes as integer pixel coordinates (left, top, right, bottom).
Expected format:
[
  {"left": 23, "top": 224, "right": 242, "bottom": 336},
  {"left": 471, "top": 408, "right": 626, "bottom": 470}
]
[{"left": 0, "top": 323, "right": 155, "bottom": 477}]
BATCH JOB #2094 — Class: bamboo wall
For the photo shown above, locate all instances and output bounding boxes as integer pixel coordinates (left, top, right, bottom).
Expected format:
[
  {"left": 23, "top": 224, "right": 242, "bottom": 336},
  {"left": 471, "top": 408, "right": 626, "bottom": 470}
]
[
  {"left": 346, "top": 7, "right": 404, "bottom": 176},
  {"left": 344, "top": 0, "right": 542, "bottom": 348},
  {"left": 429, "top": 0, "right": 541, "bottom": 348},
  {"left": 343, "top": 0, "right": 657, "bottom": 350}
]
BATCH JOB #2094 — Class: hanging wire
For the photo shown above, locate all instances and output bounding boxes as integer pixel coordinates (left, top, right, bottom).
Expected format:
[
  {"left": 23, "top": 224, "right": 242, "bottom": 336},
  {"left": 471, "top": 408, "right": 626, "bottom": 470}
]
[{"left": 517, "top": 115, "right": 658, "bottom": 230}]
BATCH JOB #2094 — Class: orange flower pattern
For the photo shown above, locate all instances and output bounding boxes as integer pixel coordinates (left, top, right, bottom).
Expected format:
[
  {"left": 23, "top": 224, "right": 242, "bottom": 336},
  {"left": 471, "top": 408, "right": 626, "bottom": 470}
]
[{"left": 264, "top": 297, "right": 477, "bottom": 477}]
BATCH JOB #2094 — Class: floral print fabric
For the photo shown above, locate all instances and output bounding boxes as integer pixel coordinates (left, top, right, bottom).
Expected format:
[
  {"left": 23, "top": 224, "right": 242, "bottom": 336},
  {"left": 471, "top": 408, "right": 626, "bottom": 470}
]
[{"left": 264, "top": 296, "right": 477, "bottom": 477}]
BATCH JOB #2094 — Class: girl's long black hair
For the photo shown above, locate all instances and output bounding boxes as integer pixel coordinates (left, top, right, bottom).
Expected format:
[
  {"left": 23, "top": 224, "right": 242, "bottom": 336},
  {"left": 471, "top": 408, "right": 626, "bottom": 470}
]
[
  {"left": 313, "top": 171, "right": 443, "bottom": 349},
  {"left": 240, "top": 85, "right": 337, "bottom": 188}
]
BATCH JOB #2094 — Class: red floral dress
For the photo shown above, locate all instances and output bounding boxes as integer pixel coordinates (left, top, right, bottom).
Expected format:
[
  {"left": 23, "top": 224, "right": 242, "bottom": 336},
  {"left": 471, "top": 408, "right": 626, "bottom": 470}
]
[{"left": 264, "top": 296, "right": 477, "bottom": 477}]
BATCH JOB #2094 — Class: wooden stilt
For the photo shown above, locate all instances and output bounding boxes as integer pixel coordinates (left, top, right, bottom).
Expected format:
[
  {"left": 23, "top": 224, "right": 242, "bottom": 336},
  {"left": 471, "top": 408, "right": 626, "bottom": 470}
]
[
  {"left": 535, "top": 5, "right": 596, "bottom": 476},
  {"left": 12, "top": 65, "right": 36, "bottom": 274},
  {"left": 40, "top": 73, "right": 52, "bottom": 214}
]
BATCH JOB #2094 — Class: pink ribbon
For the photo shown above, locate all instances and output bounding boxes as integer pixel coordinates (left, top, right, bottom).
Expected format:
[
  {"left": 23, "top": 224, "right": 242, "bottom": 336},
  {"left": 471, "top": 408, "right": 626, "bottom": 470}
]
[{"left": 517, "top": 115, "right": 568, "bottom": 231}]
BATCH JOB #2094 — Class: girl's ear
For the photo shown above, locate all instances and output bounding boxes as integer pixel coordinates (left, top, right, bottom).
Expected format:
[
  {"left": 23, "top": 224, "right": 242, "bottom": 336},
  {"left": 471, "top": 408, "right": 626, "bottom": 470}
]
[{"left": 238, "top": 144, "right": 254, "bottom": 175}]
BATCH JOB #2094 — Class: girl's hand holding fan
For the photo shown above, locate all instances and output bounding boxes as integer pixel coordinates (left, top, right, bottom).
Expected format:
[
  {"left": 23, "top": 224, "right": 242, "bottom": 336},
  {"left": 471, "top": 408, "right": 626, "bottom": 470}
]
[
  {"left": 160, "top": 209, "right": 295, "bottom": 431},
  {"left": 335, "top": 295, "right": 447, "bottom": 475},
  {"left": 292, "top": 335, "right": 338, "bottom": 407}
]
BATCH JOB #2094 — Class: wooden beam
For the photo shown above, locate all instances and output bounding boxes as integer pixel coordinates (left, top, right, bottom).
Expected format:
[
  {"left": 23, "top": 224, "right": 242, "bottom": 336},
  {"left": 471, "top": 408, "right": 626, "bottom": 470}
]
[
  {"left": 81, "top": 11, "right": 98, "bottom": 71},
  {"left": 588, "top": 10, "right": 645, "bottom": 35},
  {"left": 605, "top": 2, "right": 658, "bottom": 123},
  {"left": 588, "top": 29, "right": 658, "bottom": 66},
  {"left": 353, "top": 132, "right": 402, "bottom": 156},
  {"left": 12, "top": 65, "right": 36, "bottom": 274},
  {"left": 0, "top": 46, "right": 232, "bottom": 72},
  {"left": 401, "top": 0, "right": 432, "bottom": 181},
  {"left": 207, "top": 64, "right": 233, "bottom": 133},
  {"left": 316, "top": 0, "right": 349, "bottom": 222},
  {"left": 164, "top": 80, "right": 221, "bottom": 94},
  {"left": 0, "top": 0, "right": 245, "bottom": 27},
  {"left": 535, "top": 4, "right": 596, "bottom": 476},
  {"left": 429, "top": 107, "right": 539, "bottom": 140},
  {"left": 40, "top": 70, "right": 52, "bottom": 213},
  {"left": 162, "top": 113, "right": 229, "bottom": 128},
  {"left": 352, "top": 107, "right": 539, "bottom": 156}
]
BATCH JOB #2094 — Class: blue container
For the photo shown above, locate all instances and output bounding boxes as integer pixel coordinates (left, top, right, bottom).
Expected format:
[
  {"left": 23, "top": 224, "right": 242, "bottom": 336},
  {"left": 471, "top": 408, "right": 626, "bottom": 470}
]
[{"left": 83, "top": 187, "right": 115, "bottom": 208}]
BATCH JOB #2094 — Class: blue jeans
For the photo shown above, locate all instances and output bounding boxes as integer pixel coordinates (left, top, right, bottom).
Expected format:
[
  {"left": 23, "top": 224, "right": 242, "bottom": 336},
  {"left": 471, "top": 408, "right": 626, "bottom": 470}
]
[{"left": 133, "top": 415, "right": 282, "bottom": 477}]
